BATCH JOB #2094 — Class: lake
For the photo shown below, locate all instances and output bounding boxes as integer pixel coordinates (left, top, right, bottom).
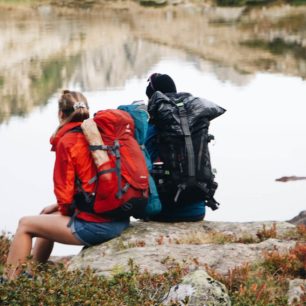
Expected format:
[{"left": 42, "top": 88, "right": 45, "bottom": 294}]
[{"left": 0, "top": 6, "right": 305, "bottom": 255}]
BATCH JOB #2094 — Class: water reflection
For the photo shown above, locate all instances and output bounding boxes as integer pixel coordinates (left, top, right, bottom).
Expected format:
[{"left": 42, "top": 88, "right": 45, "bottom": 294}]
[{"left": 1, "top": 6, "right": 306, "bottom": 123}]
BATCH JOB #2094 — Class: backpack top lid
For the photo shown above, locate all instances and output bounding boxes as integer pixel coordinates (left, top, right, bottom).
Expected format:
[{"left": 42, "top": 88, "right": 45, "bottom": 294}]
[
  {"left": 93, "top": 109, "right": 135, "bottom": 141},
  {"left": 148, "top": 91, "right": 226, "bottom": 135}
]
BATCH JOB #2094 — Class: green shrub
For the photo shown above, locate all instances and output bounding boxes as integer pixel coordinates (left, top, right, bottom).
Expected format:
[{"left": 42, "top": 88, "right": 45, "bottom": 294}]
[
  {"left": 0, "top": 258, "right": 188, "bottom": 305},
  {"left": 207, "top": 243, "right": 306, "bottom": 306},
  {"left": 0, "top": 233, "right": 11, "bottom": 269}
]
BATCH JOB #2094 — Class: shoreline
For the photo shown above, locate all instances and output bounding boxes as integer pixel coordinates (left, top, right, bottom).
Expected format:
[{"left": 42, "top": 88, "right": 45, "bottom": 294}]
[{"left": 0, "top": 0, "right": 305, "bottom": 15}]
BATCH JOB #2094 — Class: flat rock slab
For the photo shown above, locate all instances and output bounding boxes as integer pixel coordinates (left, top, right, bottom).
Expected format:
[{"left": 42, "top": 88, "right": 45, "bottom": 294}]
[{"left": 68, "top": 221, "right": 296, "bottom": 277}]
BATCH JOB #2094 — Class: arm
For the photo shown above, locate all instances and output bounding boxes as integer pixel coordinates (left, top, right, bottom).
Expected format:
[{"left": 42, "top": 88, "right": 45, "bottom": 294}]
[
  {"left": 81, "top": 119, "right": 109, "bottom": 167},
  {"left": 53, "top": 141, "right": 76, "bottom": 216}
]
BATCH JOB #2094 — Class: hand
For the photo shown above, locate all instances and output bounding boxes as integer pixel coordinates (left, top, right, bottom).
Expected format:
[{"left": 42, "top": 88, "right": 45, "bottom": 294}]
[
  {"left": 40, "top": 204, "right": 58, "bottom": 215},
  {"left": 81, "top": 119, "right": 102, "bottom": 145}
]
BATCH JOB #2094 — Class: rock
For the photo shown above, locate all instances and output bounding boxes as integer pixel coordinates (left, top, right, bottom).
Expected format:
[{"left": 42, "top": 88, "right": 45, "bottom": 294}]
[
  {"left": 288, "top": 210, "right": 306, "bottom": 226},
  {"left": 68, "top": 221, "right": 296, "bottom": 277},
  {"left": 69, "top": 237, "right": 296, "bottom": 276},
  {"left": 201, "top": 220, "right": 295, "bottom": 239},
  {"left": 288, "top": 279, "right": 306, "bottom": 305},
  {"left": 67, "top": 220, "right": 301, "bottom": 304},
  {"left": 162, "top": 269, "right": 231, "bottom": 306}
]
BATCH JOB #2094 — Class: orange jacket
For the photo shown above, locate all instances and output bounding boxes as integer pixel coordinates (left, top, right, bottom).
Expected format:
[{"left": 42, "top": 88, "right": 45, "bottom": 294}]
[{"left": 50, "top": 122, "right": 110, "bottom": 222}]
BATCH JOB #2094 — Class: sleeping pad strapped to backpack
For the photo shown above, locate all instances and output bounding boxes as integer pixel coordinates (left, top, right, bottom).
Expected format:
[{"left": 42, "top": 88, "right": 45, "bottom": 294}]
[
  {"left": 74, "top": 109, "right": 149, "bottom": 219},
  {"left": 148, "top": 91, "right": 226, "bottom": 211}
]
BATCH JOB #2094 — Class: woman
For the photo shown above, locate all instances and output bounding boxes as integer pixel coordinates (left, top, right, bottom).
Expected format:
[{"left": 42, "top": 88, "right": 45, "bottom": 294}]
[{"left": 4, "top": 90, "right": 129, "bottom": 280}]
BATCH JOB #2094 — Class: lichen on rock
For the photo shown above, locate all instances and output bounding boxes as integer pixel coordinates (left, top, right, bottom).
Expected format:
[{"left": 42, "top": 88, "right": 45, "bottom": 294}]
[
  {"left": 68, "top": 220, "right": 296, "bottom": 277},
  {"left": 162, "top": 269, "right": 231, "bottom": 306}
]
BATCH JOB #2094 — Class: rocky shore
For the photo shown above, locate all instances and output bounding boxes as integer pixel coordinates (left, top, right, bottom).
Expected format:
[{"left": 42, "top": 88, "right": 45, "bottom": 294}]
[
  {"left": 1, "top": 213, "right": 305, "bottom": 304},
  {"left": 67, "top": 215, "right": 306, "bottom": 305}
]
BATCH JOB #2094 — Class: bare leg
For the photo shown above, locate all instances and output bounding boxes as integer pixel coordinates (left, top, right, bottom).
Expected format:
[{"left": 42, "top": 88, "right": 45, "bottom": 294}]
[
  {"left": 32, "top": 211, "right": 59, "bottom": 263},
  {"left": 5, "top": 214, "right": 82, "bottom": 280},
  {"left": 32, "top": 238, "right": 54, "bottom": 263}
]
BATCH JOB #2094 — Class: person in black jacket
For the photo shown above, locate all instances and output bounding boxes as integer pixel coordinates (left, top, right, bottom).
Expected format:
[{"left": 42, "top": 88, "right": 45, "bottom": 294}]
[{"left": 145, "top": 73, "right": 206, "bottom": 222}]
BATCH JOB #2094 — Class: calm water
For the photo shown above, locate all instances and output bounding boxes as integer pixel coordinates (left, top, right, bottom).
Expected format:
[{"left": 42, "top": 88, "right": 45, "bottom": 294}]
[{"left": 0, "top": 9, "right": 306, "bottom": 255}]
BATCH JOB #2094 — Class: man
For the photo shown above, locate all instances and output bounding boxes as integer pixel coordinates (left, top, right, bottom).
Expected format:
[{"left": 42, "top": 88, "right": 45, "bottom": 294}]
[{"left": 145, "top": 73, "right": 206, "bottom": 222}]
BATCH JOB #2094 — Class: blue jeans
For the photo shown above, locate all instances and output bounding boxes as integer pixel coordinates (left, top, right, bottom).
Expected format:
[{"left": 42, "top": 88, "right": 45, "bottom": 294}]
[{"left": 70, "top": 218, "right": 130, "bottom": 246}]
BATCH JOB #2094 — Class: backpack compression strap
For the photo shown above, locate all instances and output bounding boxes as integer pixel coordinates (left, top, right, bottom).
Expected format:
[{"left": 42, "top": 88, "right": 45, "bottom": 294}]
[
  {"left": 175, "top": 99, "right": 196, "bottom": 202},
  {"left": 89, "top": 140, "right": 129, "bottom": 199},
  {"left": 159, "top": 94, "right": 198, "bottom": 202},
  {"left": 176, "top": 98, "right": 196, "bottom": 178}
]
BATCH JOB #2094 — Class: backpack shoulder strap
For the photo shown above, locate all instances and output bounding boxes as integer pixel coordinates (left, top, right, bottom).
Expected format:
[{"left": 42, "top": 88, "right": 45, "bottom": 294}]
[{"left": 68, "top": 126, "right": 83, "bottom": 133}]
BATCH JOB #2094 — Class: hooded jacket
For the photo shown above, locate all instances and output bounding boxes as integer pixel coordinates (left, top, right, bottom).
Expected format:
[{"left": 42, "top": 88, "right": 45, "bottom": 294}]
[{"left": 51, "top": 122, "right": 111, "bottom": 222}]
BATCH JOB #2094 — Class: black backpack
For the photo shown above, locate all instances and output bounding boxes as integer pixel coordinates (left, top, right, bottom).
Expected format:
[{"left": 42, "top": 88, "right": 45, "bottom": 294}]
[{"left": 148, "top": 91, "right": 226, "bottom": 211}]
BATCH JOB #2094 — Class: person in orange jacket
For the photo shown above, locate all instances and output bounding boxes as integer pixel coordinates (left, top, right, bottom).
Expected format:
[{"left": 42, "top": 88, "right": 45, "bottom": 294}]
[{"left": 3, "top": 90, "right": 129, "bottom": 281}]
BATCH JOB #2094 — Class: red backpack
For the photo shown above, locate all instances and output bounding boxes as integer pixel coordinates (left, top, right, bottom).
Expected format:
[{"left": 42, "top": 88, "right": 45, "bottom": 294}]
[{"left": 74, "top": 109, "right": 149, "bottom": 219}]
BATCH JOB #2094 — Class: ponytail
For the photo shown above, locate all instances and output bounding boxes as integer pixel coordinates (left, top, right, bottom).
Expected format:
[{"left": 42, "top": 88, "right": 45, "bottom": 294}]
[
  {"left": 56, "top": 90, "right": 90, "bottom": 132},
  {"left": 59, "top": 90, "right": 89, "bottom": 121}
]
